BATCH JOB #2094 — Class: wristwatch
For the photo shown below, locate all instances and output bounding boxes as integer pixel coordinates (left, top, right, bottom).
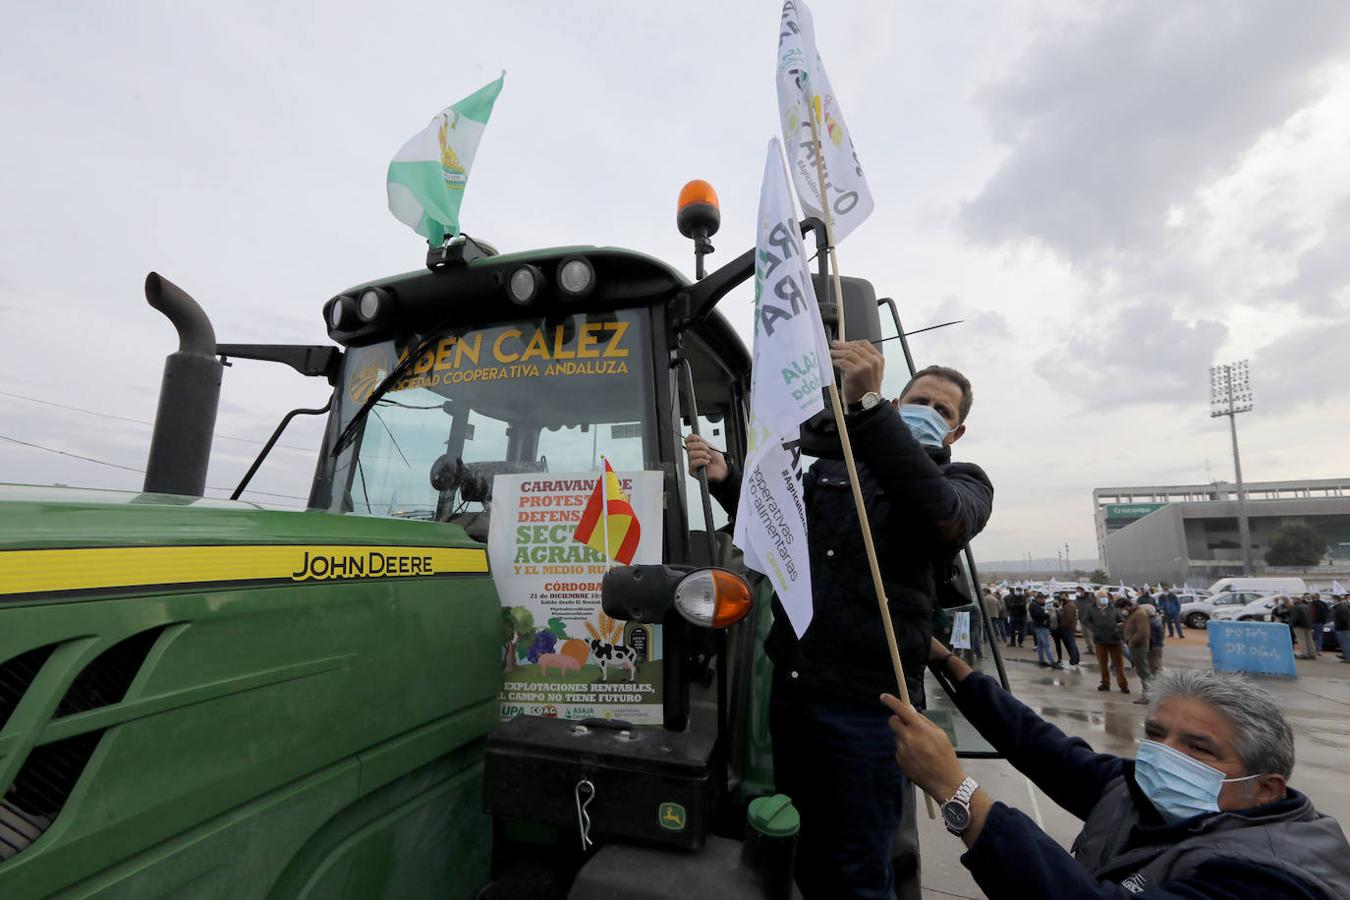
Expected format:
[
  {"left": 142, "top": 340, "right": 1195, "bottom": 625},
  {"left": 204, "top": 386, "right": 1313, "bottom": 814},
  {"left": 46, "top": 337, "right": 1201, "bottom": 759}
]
[
  {"left": 849, "top": 391, "right": 883, "bottom": 414},
  {"left": 941, "top": 777, "right": 979, "bottom": 836}
]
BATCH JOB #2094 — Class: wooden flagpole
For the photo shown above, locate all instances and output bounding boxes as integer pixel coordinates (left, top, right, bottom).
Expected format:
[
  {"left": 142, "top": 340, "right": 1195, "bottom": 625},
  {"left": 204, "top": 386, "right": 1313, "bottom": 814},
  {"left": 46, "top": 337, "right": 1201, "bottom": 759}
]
[{"left": 804, "top": 103, "right": 937, "bottom": 817}]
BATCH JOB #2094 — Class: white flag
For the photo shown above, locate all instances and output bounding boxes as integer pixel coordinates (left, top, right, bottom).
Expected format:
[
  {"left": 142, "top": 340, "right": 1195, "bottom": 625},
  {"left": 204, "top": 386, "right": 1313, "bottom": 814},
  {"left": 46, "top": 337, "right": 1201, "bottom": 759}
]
[
  {"left": 776, "top": 1, "right": 874, "bottom": 242},
  {"left": 387, "top": 74, "right": 504, "bottom": 243},
  {"left": 734, "top": 139, "right": 835, "bottom": 638}
]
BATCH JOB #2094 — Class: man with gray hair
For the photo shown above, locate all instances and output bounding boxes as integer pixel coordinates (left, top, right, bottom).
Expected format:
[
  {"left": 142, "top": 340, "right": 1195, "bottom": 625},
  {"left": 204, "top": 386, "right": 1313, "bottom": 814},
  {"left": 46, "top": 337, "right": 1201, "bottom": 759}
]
[{"left": 880, "top": 638, "right": 1350, "bottom": 898}]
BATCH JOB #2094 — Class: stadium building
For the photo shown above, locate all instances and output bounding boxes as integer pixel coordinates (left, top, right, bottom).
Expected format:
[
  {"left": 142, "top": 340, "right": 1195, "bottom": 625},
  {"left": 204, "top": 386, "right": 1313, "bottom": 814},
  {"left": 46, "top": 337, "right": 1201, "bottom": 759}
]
[{"left": 1094, "top": 478, "right": 1350, "bottom": 587}]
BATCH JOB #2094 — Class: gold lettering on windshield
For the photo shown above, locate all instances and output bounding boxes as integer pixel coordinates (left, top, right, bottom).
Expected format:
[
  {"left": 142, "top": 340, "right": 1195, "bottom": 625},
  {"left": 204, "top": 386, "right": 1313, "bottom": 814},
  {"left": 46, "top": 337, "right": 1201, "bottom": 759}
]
[
  {"left": 494, "top": 328, "right": 523, "bottom": 362},
  {"left": 552, "top": 325, "right": 575, "bottom": 360},
  {"left": 577, "top": 323, "right": 602, "bottom": 359},
  {"left": 435, "top": 337, "right": 457, "bottom": 370},
  {"left": 603, "top": 322, "right": 630, "bottom": 358},
  {"left": 519, "top": 329, "right": 550, "bottom": 361},
  {"left": 456, "top": 333, "right": 482, "bottom": 366}
]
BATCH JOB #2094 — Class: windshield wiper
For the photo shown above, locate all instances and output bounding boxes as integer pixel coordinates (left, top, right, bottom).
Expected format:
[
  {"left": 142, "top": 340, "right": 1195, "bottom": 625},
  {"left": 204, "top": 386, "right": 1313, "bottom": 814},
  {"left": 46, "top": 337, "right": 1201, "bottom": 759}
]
[{"left": 331, "top": 326, "right": 450, "bottom": 457}]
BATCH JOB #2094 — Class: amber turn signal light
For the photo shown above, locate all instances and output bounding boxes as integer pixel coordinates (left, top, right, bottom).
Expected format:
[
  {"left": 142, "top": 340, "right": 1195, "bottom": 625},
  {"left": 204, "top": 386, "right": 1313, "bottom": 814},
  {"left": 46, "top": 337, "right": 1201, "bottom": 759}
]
[{"left": 674, "top": 567, "right": 753, "bottom": 628}]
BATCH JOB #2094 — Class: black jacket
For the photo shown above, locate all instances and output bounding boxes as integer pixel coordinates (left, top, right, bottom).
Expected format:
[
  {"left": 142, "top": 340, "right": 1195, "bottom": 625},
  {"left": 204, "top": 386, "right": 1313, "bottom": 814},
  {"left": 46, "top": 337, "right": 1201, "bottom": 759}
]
[
  {"left": 1289, "top": 603, "right": 1314, "bottom": 630},
  {"left": 1333, "top": 602, "right": 1350, "bottom": 632},
  {"left": 951, "top": 671, "right": 1332, "bottom": 899},
  {"left": 1028, "top": 600, "right": 1049, "bottom": 628},
  {"left": 711, "top": 402, "right": 993, "bottom": 707}
]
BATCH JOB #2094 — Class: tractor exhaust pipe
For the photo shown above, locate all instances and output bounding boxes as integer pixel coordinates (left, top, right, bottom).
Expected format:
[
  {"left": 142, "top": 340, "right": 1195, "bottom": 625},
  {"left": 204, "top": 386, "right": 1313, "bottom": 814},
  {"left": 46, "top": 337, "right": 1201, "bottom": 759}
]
[{"left": 142, "top": 272, "right": 223, "bottom": 497}]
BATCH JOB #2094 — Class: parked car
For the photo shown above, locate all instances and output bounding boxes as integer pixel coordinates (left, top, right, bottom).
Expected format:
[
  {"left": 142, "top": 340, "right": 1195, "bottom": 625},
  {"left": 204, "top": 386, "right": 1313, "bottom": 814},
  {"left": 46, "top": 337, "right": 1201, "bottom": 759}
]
[
  {"left": 1207, "top": 576, "right": 1308, "bottom": 595},
  {"left": 1178, "top": 590, "right": 1247, "bottom": 629},
  {"left": 1208, "top": 592, "right": 1284, "bottom": 623}
]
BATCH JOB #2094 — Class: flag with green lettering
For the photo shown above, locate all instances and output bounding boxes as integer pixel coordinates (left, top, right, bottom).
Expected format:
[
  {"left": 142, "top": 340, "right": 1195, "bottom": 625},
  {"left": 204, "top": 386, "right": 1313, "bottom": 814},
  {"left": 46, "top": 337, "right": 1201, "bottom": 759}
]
[{"left": 386, "top": 73, "right": 504, "bottom": 243}]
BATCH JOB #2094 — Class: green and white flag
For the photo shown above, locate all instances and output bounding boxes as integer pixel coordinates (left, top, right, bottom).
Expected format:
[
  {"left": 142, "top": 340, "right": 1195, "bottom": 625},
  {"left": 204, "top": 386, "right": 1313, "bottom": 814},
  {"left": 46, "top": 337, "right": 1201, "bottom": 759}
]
[{"left": 386, "top": 73, "right": 505, "bottom": 243}]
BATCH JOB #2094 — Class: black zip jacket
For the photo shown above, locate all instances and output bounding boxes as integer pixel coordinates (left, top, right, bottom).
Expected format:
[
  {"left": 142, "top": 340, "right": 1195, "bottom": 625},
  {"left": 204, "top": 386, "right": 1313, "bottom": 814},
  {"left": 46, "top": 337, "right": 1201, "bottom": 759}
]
[{"left": 709, "top": 401, "right": 993, "bottom": 706}]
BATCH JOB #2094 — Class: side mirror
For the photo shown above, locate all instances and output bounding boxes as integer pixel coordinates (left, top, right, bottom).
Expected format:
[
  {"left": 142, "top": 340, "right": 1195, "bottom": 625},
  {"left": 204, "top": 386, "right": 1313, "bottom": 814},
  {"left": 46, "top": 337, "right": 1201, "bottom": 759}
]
[{"left": 602, "top": 565, "right": 753, "bottom": 629}]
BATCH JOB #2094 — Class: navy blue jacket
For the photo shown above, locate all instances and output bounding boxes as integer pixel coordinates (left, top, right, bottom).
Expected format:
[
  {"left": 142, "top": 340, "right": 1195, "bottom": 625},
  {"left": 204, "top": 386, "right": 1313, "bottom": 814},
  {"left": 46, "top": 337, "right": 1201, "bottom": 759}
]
[{"left": 951, "top": 671, "right": 1324, "bottom": 899}]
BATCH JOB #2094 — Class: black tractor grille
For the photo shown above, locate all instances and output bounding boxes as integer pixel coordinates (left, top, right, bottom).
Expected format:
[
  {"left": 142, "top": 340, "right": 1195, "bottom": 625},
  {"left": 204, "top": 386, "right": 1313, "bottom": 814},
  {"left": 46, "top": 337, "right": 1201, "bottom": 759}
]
[
  {"left": 55, "top": 627, "right": 166, "bottom": 718},
  {"left": 1, "top": 731, "right": 102, "bottom": 861},
  {"left": 0, "top": 644, "right": 57, "bottom": 733},
  {"left": 0, "top": 626, "right": 166, "bottom": 862}
]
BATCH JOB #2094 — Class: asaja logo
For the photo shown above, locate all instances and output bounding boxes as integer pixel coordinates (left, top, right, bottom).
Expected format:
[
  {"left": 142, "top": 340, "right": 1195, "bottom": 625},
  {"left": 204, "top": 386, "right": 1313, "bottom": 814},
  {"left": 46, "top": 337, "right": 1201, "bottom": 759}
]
[
  {"left": 347, "top": 353, "right": 388, "bottom": 404},
  {"left": 658, "top": 802, "right": 687, "bottom": 832}
]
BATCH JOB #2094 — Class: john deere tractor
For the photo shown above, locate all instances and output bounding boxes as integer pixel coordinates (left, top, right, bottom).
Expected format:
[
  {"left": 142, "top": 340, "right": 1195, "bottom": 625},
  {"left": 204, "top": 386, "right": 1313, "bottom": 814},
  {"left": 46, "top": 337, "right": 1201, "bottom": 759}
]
[{"left": 0, "top": 192, "right": 1004, "bottom": 899}]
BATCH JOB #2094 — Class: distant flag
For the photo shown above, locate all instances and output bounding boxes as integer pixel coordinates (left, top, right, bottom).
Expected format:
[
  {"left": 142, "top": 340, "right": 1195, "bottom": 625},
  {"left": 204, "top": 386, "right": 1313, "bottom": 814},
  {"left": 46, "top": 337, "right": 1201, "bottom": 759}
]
[
  {"left": 733, "top": 138, "right": 834, "bottom": 638},
  {"left": 572, "top": 458, "right": 641, "bottom": 565},
  {"left": 775, "top": 1, "right": 873, "bottom": 242},
  {"left": 1333, "top": 580, "right": 1347, "bottom": 596},
  {"left": 387, "top": 73, "right": 505, "bottom": 244}
]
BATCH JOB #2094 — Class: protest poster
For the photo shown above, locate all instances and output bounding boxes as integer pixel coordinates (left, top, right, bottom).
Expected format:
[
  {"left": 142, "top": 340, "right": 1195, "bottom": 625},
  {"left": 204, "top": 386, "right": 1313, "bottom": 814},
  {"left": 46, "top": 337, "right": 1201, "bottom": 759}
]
[
  {"left": 1207, "top": 620, "right": 1297, "bottom": 677},
  {"left": 487, "top": 469, "right": 665, "bottom": 724}
]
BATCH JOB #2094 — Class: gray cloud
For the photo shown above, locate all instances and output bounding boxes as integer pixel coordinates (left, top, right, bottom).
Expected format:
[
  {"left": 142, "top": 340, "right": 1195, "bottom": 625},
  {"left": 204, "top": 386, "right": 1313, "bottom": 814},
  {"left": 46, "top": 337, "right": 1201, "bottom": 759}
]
[
  {"left": 1252, "top": 312, "right": 1350, "bottom": 412},
  {"left": 1268, "top": 198, "right": 1350, "bottom": 313},
  {"left": 961, "top": 1, "right": 1350, "bottom": 266},
  {"left": 1034, "top": 302, "right": 1227, "bottom": 407}
]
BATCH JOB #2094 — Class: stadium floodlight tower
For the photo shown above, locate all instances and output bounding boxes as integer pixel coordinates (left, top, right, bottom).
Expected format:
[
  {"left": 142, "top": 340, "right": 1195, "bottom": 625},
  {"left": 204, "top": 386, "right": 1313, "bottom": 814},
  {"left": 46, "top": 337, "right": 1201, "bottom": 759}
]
[{"left": 1209, "top": 360, "right": 1254, "bottom": 575}]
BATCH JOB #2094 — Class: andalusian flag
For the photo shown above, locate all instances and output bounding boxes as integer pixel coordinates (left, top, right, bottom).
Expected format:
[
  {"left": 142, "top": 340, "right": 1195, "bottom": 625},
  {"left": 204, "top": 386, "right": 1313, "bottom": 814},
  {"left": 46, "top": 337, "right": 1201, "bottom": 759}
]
[
  {"left": 573, "top": 458, "right": 641, "bottom": 566},
  {"left": 386, "top": 73, "right": 505, "bottom": 244}
]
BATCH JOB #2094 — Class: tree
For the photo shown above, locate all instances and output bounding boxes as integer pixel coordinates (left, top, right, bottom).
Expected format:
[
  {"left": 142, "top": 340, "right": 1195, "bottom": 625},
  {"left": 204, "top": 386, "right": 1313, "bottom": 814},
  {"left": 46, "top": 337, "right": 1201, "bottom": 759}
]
[
  {"left": 500, "top": 607, "right": 536, "bottom": 672},
  {"left": 1089, "top": 569, "right": 1109, "bottom": 585},
  {"left": 1263, "top": 521, "right": 1327, "bottom": 568}
]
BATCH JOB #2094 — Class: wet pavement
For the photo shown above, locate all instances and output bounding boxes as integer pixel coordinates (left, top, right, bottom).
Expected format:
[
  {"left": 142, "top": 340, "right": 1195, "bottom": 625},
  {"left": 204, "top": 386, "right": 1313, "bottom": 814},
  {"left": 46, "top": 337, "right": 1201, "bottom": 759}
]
[{"left": 916, "top": 633, "right": 1350, "bottom": 899}]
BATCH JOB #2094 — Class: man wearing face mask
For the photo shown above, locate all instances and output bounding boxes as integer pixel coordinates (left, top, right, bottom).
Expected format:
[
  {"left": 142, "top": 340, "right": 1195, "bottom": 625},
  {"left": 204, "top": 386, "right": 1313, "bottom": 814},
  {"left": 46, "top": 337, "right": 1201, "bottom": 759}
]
[
  {"left": 881, "top": 646, "right": 1350, "bottom": 898},
  {"left": 686, "top": 349, "right": 993, "bottom": 900}
]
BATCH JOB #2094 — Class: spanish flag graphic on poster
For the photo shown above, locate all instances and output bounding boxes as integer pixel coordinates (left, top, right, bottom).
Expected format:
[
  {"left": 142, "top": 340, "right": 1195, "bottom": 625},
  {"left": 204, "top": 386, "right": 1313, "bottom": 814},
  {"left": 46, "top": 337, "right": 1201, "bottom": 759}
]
[{"left": 572, "top": 458, "right": 641, "bottom": 565}]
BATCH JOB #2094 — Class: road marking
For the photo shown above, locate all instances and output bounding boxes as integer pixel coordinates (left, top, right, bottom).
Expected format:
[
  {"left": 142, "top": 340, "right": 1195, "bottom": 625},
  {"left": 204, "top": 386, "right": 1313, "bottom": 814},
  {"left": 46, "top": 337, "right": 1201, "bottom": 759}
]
[{"left": 1024, "top": 775, "right": 1046, "bottom": 829}]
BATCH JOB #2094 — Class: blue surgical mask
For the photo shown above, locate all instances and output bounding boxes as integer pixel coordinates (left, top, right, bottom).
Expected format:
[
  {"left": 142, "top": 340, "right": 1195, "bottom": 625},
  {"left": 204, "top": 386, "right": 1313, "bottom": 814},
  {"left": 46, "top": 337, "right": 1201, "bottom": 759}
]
[
  {"left": 899, "top": 403, "right": 954, "bottom": 448},
  {"left": 1133, "top": 739, "right": 1262, "bottom": 823}
]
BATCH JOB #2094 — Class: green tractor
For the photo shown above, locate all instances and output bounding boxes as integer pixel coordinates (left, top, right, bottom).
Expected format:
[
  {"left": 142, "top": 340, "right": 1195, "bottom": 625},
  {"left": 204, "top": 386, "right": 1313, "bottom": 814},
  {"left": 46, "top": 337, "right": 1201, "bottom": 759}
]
[{"left": 0, "top": 196, "right": 1006, "bottom": 898}]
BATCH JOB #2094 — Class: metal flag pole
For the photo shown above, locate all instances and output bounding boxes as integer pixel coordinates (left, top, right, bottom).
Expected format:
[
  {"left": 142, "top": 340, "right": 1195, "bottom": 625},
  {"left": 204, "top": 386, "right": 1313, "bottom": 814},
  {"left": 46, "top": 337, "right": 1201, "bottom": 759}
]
[{"left": 805, "top": 101, "right": 935, "bottom": 819}]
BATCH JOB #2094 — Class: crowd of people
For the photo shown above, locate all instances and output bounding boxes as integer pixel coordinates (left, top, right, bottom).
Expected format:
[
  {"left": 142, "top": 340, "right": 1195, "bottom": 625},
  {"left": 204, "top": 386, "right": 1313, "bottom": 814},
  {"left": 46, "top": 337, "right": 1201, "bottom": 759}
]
[
  {"left": 1269, "top": 592, "right": 1350, "bottom": 661},
  {"left": 979, "top": 584, "right": 1350, "bottom": 701}
]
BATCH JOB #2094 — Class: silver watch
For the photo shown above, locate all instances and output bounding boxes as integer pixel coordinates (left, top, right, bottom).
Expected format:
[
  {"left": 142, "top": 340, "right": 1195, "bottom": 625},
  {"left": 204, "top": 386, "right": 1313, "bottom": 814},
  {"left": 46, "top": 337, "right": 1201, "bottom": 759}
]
[
  {"left": 858, "top": 391, "right": 882, "bottom": 411},
  {"left": 941, "top": 777, "right": 978, "bottom": 836}
]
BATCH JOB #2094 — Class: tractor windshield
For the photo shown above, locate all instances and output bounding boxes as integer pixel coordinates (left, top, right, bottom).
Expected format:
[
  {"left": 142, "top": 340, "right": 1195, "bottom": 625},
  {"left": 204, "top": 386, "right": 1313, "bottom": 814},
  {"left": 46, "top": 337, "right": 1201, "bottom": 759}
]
[{"left": 319, "top": 307, "right": 655, "bottom": 536}]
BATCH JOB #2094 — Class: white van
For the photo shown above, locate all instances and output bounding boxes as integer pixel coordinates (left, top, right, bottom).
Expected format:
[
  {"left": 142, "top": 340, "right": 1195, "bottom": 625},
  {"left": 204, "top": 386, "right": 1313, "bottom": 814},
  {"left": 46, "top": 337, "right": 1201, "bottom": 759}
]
[{"left": 1207, "top": 576, "right": 1308, "bottom": 595}]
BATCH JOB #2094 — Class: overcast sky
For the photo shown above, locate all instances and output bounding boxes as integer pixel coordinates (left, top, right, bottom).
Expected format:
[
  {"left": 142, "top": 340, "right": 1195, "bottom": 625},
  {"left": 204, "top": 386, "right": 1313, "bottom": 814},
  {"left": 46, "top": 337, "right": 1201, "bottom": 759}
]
[{"left": 4, "top": 1, "right": 1349, "bottom": 564}]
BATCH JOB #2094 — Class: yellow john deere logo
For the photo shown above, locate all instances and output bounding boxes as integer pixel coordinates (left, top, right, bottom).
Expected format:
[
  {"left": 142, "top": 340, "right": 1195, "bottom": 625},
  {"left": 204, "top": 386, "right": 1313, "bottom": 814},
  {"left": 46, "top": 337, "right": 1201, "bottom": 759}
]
[{"left": 658, "top": 802, "right": 686, "bottom": 832}]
